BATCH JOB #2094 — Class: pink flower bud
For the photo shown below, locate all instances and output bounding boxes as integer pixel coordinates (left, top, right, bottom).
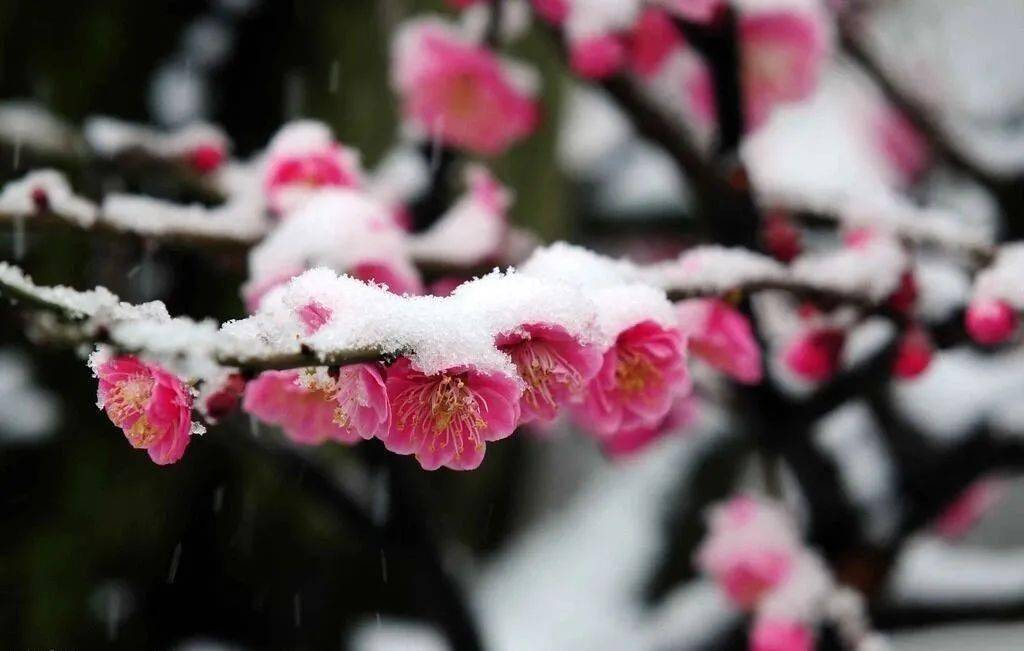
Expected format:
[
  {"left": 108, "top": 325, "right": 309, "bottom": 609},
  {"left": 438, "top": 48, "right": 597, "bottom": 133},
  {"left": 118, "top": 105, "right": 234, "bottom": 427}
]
[
  {"left": 783, "top": 328, "right": 845, "bottom": 382},
  {"left": 203, "top": 373, "right": 246, "bottom": 423},
  {"left": 892, "top": 326, "right": 932, "bottom": 380},
  {"left": 965, "top": 298, "right": 1019, "bottom": 345},
  {"left": 761, "top": 212, "right": 802, "bottom": 263},
  {"left": 887, "top": 270, "right": 918, "bottom": 314},
  {"left": 187, "top": 143, "right": 226, "bottom": 173}
]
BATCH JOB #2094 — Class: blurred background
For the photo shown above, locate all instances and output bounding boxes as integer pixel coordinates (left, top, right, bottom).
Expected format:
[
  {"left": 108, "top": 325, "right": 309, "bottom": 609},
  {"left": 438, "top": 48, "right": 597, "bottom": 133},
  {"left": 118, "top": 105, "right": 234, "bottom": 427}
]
[{"left": 2, "top": 0, "right": 1024, "bottom": 649}]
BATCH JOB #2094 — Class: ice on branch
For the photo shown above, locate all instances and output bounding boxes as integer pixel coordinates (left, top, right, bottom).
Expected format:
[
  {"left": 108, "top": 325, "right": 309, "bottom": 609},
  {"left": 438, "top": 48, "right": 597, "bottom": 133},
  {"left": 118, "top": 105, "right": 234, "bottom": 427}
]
[
  {"left": 0, "top": 170, "right": 98, "bottom": 227},
  {"left": 84, "top": 116, "right": 230, "bottom": 173}
]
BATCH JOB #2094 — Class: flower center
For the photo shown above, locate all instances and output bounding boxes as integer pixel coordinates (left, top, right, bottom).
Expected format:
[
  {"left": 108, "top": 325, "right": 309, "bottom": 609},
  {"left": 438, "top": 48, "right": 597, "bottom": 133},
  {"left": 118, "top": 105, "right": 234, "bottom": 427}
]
[
  {"left": 614, "top": 349, "right": 662, "bottom": 396},
  {"left": 107, "top": 375, "right": 162, "bottom": 446},
  {"left": 394, "top": 373, "right": 486, "bottom": 454},
  {"left": 447, "top": 73, "right": 482, "bottom": 119},
  {"left": 510, "top": 341, "right": 583, "bottom": 412}
]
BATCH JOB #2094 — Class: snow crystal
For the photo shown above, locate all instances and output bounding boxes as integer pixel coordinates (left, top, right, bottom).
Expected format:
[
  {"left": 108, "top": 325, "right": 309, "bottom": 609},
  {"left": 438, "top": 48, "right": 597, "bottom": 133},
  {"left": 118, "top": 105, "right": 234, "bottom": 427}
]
[
  {"left": 0, "top": 169, "right": 98, "bottom": 227},
  {"left": 520, "top": 242, "right": 643, "bottom": 288}
]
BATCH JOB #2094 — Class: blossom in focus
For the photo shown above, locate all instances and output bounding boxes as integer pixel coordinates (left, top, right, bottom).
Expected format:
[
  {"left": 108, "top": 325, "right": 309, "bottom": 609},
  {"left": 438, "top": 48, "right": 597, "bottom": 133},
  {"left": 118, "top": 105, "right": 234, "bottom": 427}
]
[
  {"left": 933, "top": 478, "right": 1006, "bottom": 540},
  {"left": 262, "top": 121, "right": 365, "bottom": 215},
  {"left": 965, "top": 298, "right": 1019, "bottom": 345},
  {"left": 573, "top": 319, "right": 690, "bottom": 439},
  {"left": 676, "top": 298, "right": 762, "bottom": 384},
  {"left": 783, "top": 327, "right": 845, "bottom": 382},
  {"left": 892, "top": 325, "right": 933, "bottom": 380},
  {"left": 383, "top": 357, "right": 522, "bottom": 470},
  {"left": 497, "top": 323, "right": 603, "bottom": 424},
  {"left": 690, "top": 11, "right": 826, "bottom": 132},
  {"left": 602, "top": 393, "right": 698, "bottom": 457},
  {"left": 391, "top": 19, "right": 540, "bottom": 156},
  {"left": 750, "top": 618, "right": 814, "bottom": 651},
  {"left": 94, "top": 355, "right": 194, "bottom": 465},
  {"left": 243, "top": 366, "right": 390, "bottom": 445},
  {"left": 696, "top": 495, "right": 800, "bottom": 609}
]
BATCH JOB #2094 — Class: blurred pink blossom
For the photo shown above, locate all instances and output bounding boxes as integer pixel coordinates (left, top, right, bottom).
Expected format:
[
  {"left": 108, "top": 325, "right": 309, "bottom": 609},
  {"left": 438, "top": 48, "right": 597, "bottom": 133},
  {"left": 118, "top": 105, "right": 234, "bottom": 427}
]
[
  {"left": 602, "top": 393, "right": 699, "bottom": 457},
  {"left": 676, "top": 298, "right": 762, "bottom": 384},
  {"left": 696, "top": 495, "right": 800, "bottom": 609},
  {"left": 392, "top": 20, "right": 540, "bottom": 155},
  {"left": 966, "top": 298, "right": 1019, "bottom": 345},
  {"left": 262, "top": 122, "right": 364, "bottom": 215},
  {"left": 783, "top": 327, "right": 845, "bottom": 382}
]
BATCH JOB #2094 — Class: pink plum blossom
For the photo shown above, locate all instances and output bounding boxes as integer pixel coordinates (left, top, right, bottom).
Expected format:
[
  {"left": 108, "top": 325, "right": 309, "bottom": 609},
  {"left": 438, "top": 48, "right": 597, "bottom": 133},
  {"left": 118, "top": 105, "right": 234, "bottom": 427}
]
[
  {"left": 94, "top": 355, "right": 194, "bottom": 465},
  {"left": 383, "top": 357, "right": 522, "bottom": 470},
  {"left": 392, "top": 20, "right": 540, "bottom": 156},
  {"left": 570, "top": 33, "right": 627, "bottom": 79},
  {"left": 573, "top": 320, "right": 690, "bottom": 439},
  {"left": 965, "top": 298, "right": 1019, "bottom": 345},
  {"left": 750, "top": 618, "right": 815, "bottom": 651},
  {"left": 496, "top": 323, "right": 603, "bottom": 424},
  {"left": 243, "top": 366, "right": 390, "bottom": 445},
  {"left": 243, "top": 267, "right": 305, "bottom": 313},
  {"left": 783, "top": 327, "right": 845, "bottom": 382},
  {"left": 602, "top": 393, "right": 698, "bottom": 457},
  {"left": 262, "top": 122, "right": 364, "bottom": 215},
  {"left": 350, "top": 261, "right": 423, "bottom": 296},
  {"left": 689, "top": 11, "right": 825, "bottom": 132},
  {"left": 888, "top": 270, "right": 919, "bottom": 314},
  {"left": 696, "top": 495, "right": 800, "bottom": 609},
  {"left": 676, "top": 298, "right": 762, "bottom": 384},
  {"left": 934, "top": 478, "right": 1006, "bottom": 540}
]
